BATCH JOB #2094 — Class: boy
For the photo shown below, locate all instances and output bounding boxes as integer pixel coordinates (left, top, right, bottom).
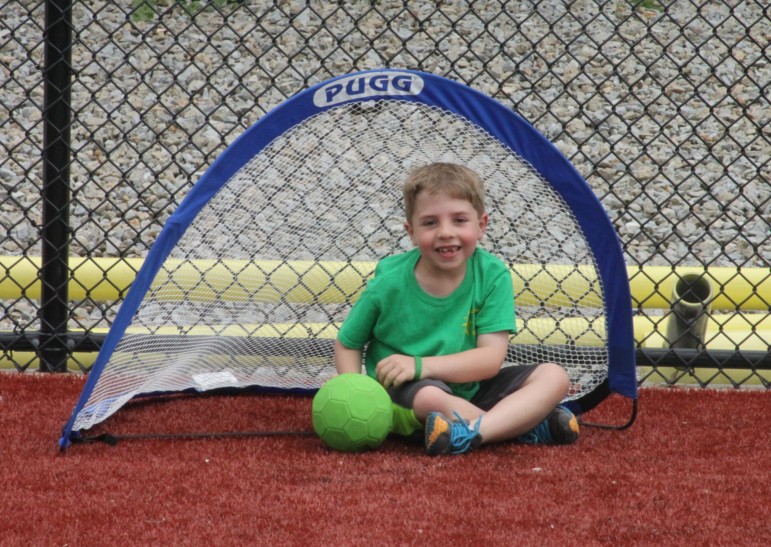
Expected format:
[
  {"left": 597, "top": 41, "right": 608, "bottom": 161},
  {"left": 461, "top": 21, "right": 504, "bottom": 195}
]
[{"left": 334, "top": 162, "right": 579, "bottom": 455}]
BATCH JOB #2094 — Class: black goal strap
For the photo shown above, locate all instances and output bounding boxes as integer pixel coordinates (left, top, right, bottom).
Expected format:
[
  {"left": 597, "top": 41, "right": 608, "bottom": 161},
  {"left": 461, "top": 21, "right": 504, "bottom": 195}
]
[{"left": 578, "top": 398, "right": 638, "bottom": 431}]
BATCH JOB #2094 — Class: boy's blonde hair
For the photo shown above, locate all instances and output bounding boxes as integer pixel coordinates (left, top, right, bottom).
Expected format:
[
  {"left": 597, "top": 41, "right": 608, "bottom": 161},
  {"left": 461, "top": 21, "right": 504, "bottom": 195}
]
[{"left": 402, "top": 162, "right": 485, "bottom": 222}]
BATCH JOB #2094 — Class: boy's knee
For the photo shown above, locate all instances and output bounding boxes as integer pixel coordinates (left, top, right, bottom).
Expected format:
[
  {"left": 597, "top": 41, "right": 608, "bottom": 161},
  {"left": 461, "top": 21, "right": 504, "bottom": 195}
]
[
  {"left": 537, "top": 362, "right": 571, "bottom": 397},
  {"left": 412, "top": 385, "right": 452, "bottom": 419}
]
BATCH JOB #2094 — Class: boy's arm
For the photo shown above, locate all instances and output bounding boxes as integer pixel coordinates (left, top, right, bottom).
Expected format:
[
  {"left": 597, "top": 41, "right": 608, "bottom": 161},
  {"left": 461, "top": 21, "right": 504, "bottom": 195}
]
[
  {"left": 334, "top": 338, "right": 364, "bottom": 375},
  {"left": 376, "top": 331, "right": 509, "bottom": 388}
]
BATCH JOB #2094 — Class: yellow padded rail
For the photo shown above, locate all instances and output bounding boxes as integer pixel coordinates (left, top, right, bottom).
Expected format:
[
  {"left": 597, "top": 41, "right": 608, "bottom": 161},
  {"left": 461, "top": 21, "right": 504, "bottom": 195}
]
[{"left": 1, "top": 256, "right": 770, "bottom": 311}]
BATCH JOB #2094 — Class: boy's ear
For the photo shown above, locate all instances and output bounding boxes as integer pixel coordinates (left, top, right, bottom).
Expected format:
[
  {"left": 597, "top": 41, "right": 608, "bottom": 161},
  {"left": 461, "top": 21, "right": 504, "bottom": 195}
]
[
  {"left": 478, "top": 212, "right": 489, "bottom": 239},
  {"left": 404, "top": 221, "right": 415, "bottom": 242}
]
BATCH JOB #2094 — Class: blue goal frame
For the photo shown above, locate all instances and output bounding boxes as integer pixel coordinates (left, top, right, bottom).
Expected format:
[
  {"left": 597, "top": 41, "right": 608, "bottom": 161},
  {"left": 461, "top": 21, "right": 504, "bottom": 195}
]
[{"left": 60, "top": 69, "right": 636, "bottom": 449}]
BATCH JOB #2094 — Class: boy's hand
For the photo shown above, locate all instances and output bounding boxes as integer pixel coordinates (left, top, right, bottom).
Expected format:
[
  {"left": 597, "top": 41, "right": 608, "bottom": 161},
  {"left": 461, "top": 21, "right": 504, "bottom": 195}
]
[{"left": 376, "top": 354, "right": 420, "bottom": 389}]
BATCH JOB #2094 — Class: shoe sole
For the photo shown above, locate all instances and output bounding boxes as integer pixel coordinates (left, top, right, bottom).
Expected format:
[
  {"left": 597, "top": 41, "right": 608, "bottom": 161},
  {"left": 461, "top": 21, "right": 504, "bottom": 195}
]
[
  {"left": 425, "top": 414, "right": 450, "bottom": 455},
  {"left": 552, "top": 409, "right": 580, "bottom": 444}
]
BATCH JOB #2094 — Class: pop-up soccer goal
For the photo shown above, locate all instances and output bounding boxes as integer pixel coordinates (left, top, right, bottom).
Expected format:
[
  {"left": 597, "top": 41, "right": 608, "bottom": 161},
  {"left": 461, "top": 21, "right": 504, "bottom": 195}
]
[{"left": 60, "top": 69, "right": 637, "bottom": 450}]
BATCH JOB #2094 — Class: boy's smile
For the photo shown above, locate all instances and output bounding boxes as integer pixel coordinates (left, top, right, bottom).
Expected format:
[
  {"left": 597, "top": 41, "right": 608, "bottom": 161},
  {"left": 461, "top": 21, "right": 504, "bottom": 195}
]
[
  {"left": 405, "top": 190, "right": 488, "bottom": 291},
  {"left": 437, "top": 245, "right": 461, "bottom": 258}
]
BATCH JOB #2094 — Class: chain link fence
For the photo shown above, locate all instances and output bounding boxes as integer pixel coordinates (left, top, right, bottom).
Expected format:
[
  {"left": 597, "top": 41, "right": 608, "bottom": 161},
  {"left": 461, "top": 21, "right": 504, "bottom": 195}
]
[{"left": 1, "top": 0, "right": 769, "bottom": 386}]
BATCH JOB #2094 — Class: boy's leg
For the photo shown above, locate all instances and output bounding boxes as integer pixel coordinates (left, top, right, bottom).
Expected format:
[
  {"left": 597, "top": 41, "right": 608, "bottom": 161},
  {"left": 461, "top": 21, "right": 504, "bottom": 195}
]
[
  {"left": 389, "top": 379, "right": 484, "bottom": 424},
  {"left": 412, "top": 385, "right": 489, "bottom": 455},
  {"left": 390, "top": 379, "right": 487, "bottom": 455},
  {"left": 388, "top": 371, "right": 577, "bottom": 453},
  {"left": 474, "top": 362, "right": 573, "bottom": 444},
  {"left": 390, "top": 403, "right": 423, "bottom": 437},
  {"left": 387, "top": 379, "right": 470, "bottom": 437},
  {"left": 411, "top": 384, "right": 483, "bottom": 423}
]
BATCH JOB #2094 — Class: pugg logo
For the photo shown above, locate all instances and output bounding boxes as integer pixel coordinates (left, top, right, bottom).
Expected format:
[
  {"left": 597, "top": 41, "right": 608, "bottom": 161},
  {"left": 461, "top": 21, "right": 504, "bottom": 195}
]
[{"left": 313, "top": 71, "right": 424, "bottom": 107}]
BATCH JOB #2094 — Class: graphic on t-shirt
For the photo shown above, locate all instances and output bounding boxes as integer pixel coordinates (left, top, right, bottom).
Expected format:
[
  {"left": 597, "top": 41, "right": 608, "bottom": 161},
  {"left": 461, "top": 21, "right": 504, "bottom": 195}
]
[{"left": 464, "top": 308, "right": 479, "bottom": 336}]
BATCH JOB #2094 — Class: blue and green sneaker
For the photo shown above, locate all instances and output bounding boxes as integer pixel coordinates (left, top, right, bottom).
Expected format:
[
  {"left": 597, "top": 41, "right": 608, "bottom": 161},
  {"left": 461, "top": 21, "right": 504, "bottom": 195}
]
[
  {"left": 517, "top": 405, "right": 579, "bottom": 445},
  {"left": 424, "top": 411, "right": 482, "bottom": 456}
]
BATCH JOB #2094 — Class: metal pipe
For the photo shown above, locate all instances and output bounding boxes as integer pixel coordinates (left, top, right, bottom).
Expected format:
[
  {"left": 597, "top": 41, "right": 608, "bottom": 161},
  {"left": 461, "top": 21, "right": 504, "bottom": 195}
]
[{"left": 665, "top": 273, "right": 713, "bottom": 350}]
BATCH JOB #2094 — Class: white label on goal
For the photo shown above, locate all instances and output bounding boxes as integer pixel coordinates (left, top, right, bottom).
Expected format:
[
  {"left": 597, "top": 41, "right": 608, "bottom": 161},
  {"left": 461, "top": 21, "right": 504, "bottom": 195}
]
[
  {"left": 192, "top": 371, "right": 239, "bottom": 390},
  {"left": 313, "top": 71, "right": 424, "bottom": 107}
]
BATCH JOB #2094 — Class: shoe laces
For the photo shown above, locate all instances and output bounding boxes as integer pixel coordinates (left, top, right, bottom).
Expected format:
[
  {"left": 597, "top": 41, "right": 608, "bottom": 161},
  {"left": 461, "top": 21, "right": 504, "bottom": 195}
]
[
  {"left": 518, "top": 419, "right": 552, "bottom": 445},
  {"left": 448, "top": 411, "right": 482, "bottom": 454}
]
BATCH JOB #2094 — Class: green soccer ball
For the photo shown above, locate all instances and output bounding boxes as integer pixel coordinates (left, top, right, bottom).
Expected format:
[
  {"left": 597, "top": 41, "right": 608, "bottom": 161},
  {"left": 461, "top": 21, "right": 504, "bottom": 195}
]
[{"left": 312, "top": 373, "right": 393, "bottom": 452}]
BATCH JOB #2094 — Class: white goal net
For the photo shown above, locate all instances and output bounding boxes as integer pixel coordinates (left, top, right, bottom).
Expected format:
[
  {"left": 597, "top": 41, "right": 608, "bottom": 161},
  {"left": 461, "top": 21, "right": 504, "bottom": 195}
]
[{"left": 71, "top": 99, "right": 609, "bottom": 432}]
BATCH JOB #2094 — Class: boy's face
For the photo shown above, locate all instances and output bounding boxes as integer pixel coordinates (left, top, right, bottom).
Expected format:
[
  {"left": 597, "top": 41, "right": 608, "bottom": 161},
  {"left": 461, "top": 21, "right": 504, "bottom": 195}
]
[{"left": 405, "top": 190, "right": 488, "bottom": 277}]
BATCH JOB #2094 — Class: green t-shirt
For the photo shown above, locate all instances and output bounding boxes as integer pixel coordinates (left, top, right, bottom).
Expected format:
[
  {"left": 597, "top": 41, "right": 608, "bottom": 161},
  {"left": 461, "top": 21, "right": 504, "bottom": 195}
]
[{"left": 337, "top": 247, "right": 516, "bottom": 400}]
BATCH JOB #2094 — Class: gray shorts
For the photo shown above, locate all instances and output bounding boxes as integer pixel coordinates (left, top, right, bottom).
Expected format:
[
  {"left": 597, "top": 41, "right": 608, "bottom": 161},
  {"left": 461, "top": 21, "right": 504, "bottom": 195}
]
[{"left": 388, "top": 363, "right": 539, "bottom": 411}]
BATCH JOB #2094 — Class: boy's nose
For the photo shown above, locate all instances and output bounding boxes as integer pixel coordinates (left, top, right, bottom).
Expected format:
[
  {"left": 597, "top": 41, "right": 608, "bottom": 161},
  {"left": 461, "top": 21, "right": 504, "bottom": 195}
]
[{"left": 437, "top": 222, "right": 453, "bottom": 238}]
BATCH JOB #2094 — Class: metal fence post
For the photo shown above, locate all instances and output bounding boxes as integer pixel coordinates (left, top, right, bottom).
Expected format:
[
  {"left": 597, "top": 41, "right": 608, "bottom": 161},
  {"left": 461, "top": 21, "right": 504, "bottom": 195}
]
[{"left": 39, "top": 0, "right": 73, "bottom": 372}]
